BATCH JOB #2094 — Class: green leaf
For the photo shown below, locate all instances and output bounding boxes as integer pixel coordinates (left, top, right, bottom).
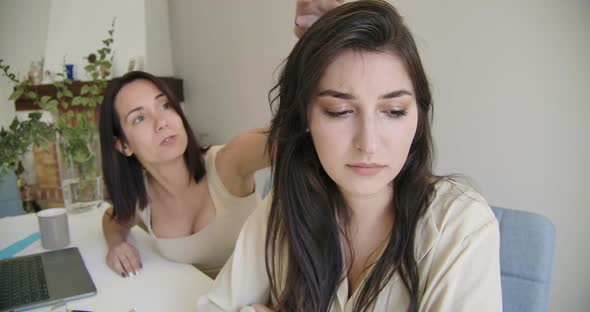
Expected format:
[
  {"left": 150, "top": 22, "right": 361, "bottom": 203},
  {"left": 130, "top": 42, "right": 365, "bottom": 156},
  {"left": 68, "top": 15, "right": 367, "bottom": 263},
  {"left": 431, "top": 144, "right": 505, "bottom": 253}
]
[
  {"left": 47, "top": 99, "right": 59, "bottom": 111},
  {"left": 81, "top": 85, "right": 90, "bottom": 95},
  {"left": 28, "top": 112, "right": 42, "bottom": 121},
  {"left": 40, "top": 95, "right": 51, "bottom": 103},
  {"left": 72, "top": 97, "right": 82, "bottom": 106},
  {"left": 92, "top": 85, "right": 101, "bottom": 95},
  {"left": 8, "top": 89, "right": 23, "bottom": 101},
  {"left": 64, "top": 90, "right": 73, "bottom": 98}
]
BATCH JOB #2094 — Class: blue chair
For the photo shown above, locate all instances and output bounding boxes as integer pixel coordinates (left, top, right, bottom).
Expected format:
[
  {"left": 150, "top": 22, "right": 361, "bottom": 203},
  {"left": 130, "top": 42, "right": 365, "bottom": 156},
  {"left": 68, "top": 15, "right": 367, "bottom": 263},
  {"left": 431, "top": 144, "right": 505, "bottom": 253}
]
[
  {"left": 491, "top": 206, "right": 556, "bottom": 312},
  {"left": 0, "top": 169, "right": 25, "bottom": 217}
]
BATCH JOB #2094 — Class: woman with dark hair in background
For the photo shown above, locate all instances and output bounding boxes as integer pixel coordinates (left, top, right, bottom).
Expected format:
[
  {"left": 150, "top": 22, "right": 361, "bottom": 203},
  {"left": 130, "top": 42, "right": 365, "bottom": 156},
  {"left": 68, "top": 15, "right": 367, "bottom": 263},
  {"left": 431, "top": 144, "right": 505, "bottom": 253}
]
[
  {"left": 197, "top": 1, "right": 501, "bottom": 311},
  {"left": 99, "top": 71, "right": 269, "bottom": 278}
]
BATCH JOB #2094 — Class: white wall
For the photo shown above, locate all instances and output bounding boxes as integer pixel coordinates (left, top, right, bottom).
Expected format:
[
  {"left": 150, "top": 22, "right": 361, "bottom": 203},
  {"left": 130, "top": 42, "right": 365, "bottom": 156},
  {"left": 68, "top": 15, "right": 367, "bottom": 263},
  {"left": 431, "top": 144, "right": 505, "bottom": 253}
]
[
  {"left": 44, "top": 0, "right": 147, "bottom": 80},
  {"left": 168, "top": 0, "right": 589, "bottom": 310},
  {"left": 0, "top": 0, "right": 51, "bottom": 128},
  {"left": 168, "top": 0, "right": 294, "bottom": 145},
  {"left": 145, "top": 0, "right": 174, "bottom": 76},
  {"left": 395, "top": 1, "right": 589, "bottom": 311}
]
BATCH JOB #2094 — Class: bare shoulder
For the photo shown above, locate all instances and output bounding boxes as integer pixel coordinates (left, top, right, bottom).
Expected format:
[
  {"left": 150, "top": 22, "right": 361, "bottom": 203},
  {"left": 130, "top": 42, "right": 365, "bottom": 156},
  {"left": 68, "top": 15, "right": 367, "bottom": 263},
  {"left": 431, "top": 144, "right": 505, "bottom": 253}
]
[{"left": 217, "top": 128, "right": 270, "bottom": 177}]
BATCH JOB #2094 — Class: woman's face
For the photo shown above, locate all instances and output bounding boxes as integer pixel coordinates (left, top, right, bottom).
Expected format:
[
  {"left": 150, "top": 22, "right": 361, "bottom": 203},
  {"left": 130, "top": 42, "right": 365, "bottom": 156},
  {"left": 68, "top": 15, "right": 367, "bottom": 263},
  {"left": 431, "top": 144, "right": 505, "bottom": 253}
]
[
  {"left": 309, "top": 50, "right": 418, "bottom": 197},
  {"left": 114, "top": 79, "right": 188, "bottom": 165},
  {"left": 294, "top": 0, "right": 344, "bottom": 38}
]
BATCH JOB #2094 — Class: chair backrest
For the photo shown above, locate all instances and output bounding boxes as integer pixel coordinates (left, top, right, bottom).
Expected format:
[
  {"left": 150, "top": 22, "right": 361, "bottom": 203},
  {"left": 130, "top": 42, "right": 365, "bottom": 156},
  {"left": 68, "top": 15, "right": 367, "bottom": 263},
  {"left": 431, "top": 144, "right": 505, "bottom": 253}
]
[
  {"left": 0, "top": 169, "right": 25, "bottom": 217},
  {"left": 491, "top": 206, "right": 556, "bottom": 312}
]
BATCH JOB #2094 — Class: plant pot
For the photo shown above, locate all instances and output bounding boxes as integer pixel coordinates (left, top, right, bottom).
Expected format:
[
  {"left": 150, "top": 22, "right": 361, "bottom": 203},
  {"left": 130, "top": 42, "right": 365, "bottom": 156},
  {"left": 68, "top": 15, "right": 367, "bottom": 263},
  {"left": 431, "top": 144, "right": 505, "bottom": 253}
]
[{"left": 55, "top": 131, "right": 103, "bottom": 214}]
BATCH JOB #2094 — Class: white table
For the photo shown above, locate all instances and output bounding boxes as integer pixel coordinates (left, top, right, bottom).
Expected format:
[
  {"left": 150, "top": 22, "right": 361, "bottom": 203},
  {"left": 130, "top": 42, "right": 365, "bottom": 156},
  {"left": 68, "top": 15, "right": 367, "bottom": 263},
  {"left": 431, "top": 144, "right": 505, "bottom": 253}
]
[{"left": 0, "top": 205, "right": 213, "bottom": 312}]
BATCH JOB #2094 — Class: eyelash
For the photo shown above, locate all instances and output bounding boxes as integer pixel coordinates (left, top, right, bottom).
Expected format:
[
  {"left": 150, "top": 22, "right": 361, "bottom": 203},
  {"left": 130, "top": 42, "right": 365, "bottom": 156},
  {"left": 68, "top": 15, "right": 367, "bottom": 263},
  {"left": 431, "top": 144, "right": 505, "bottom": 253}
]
[
  {"left": 323, "top": 109, "right": 407, "bottom": 119},
  {"left": 386, "top": 110, "right": 407, "bottom": 118},
  {"left": 324, "top": 110, "right": 352, "bottom": 119}
]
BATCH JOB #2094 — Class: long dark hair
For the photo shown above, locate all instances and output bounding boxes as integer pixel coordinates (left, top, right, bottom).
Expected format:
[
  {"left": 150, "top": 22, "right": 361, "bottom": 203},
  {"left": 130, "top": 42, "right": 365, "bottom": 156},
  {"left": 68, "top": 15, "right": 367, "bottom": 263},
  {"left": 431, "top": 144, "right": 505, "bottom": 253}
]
[
  {"left": 99, "top": 71, "right": 206, "bottom": 223},
  {"left": 266, "top": 1, "right": 438, "bottom": 311}
]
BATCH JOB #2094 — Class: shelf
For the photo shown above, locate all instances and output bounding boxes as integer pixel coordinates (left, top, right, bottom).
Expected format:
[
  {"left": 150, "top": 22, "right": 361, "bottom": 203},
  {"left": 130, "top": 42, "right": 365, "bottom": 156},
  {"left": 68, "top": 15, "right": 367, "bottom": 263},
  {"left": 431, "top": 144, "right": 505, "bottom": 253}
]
[{"left": 15, "top": 77, "right": 184, "bottom": 111}]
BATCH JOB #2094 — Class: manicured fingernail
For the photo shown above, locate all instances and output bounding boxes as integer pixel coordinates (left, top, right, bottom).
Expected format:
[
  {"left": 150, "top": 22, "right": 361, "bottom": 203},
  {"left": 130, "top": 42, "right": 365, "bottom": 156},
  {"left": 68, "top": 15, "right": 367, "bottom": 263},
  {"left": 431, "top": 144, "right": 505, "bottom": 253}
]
[
  {"left": 129, "top": 272, "right": 136, "bottom": 278},
  {"left": 121, "top": 272, "right": 126, "bottom": 277},
  {"left": 135, "top": 270, "right": 139, "bottom": 275},
  {"left": 140, "top": 263, "right": 143, "bottom": 269}
]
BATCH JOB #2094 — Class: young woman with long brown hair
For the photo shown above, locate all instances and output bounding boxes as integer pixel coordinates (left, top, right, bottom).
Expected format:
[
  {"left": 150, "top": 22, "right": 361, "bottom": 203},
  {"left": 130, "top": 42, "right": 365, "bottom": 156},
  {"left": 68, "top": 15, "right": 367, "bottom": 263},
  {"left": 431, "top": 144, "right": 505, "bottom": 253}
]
[{"left": 198, "top": 1, "right": 502, "bottom": 311}]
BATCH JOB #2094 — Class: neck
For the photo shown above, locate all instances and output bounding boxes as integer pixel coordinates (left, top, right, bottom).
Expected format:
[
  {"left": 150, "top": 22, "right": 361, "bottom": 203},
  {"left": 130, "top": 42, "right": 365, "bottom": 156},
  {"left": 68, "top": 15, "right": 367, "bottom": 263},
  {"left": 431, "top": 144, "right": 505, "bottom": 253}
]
[
  {"left": 342, "top": 184, "right": 394, "bottom": 231},
  {"left": 144, "top": 157, "right": 193, "bottom": 197}
]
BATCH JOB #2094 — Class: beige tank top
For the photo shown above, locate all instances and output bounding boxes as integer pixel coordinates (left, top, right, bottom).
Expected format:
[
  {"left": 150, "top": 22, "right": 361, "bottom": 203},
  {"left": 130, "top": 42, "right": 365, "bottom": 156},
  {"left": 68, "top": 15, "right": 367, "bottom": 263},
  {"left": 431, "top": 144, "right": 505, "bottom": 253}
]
[{"left": 138, "top": 145, "right": 258, "bottom": 275}]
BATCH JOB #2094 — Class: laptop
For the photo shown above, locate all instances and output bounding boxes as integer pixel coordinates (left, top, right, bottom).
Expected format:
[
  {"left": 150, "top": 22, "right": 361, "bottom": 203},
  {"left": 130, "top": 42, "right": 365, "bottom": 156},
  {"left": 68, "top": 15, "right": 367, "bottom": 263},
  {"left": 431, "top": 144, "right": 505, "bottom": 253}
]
[{"left": 0, "top": 247, "right": 97, "bottom": 312}]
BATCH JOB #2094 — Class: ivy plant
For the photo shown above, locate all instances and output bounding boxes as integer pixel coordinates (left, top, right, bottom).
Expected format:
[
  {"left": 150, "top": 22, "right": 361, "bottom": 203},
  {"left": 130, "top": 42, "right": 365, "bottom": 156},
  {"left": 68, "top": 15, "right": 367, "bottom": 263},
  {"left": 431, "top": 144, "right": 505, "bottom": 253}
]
[{"left": 0, "top": 20, "right": 115, "bottom": 181}]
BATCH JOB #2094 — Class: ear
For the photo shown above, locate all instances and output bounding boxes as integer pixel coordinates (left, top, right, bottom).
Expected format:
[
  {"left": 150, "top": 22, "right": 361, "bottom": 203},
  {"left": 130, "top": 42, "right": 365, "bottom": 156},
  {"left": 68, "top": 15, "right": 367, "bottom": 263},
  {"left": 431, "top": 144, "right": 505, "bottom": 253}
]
[{"left": 114, "top": 137, "right": 133, "bottom": 157}]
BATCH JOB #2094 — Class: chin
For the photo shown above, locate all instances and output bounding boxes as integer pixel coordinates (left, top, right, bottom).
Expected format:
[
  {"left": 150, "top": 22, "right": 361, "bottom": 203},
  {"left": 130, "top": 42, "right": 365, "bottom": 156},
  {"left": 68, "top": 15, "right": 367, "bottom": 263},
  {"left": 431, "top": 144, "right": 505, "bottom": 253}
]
[
  {"left": 294, "top": 26, "right": 305, "bottom": 38},
  {"left": 337, "top": 180, "right": 392, "bottom": 197}
]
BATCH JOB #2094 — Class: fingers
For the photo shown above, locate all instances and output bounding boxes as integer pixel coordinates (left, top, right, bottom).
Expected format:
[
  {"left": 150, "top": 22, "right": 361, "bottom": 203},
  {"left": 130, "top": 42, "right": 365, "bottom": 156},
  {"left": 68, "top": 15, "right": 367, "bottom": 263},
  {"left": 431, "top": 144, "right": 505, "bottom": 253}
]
[
  {"left": 106, "top": 243, "right": 142, "bottom": 278},
  {"left": 109, "top": 256, "right": 126, "bottom": 277},
  {"left": 119, "top": 254, "right": 135, "bottom": 277},
  {"left": 123, "top": 250, "right": 141, "bottom": 276}
]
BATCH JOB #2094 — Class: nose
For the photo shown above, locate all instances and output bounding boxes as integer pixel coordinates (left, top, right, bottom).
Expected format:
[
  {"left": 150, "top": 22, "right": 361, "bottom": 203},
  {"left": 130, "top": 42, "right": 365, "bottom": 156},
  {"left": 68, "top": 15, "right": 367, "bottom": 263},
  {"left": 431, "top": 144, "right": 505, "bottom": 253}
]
[
  {"left": 154, "top": 112, "right": 168, "bottom": 133},
  {"left": 353, "top": 114, "right": 378, "bottom": 155}
]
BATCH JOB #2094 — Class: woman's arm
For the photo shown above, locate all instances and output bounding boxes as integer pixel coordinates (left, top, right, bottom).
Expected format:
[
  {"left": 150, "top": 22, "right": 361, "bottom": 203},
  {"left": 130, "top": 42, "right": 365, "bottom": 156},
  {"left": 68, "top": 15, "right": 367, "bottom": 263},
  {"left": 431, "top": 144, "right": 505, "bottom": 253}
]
[
  {"left": 196, "top": 195, "right": 272, "bottom": 311},
  {"left": 102, "top": 207, "right": 142, "bottom": 277},
  {"left": 216, "top": 127, "right": 271, "bottom": 197}
]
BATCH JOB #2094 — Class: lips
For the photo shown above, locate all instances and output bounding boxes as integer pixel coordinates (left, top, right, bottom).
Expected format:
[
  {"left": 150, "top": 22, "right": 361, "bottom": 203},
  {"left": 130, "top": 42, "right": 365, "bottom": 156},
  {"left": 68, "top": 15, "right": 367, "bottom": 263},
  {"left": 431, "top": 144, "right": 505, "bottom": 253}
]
[
  {"left": 160, "top": 135, "right": 177, "bottom": 145},
  {"left": 346, "top": 163, "right": 386, "bottom": 176}
]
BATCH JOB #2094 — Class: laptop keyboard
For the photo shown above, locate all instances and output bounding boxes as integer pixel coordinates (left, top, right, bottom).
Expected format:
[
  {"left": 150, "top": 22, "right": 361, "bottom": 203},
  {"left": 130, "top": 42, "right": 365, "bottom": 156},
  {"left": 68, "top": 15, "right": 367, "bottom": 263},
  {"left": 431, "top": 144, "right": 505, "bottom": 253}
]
[{"left": 0, "top": 255, "right": 50, "bottom": 309}]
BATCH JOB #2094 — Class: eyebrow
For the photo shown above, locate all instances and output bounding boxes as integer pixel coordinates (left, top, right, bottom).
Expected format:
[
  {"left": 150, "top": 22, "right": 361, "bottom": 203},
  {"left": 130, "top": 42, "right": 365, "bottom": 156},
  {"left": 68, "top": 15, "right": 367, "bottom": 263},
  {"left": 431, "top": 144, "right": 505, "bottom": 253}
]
[
  {"left": 124, "top": 93, "right": 167, "bottom": 120},
  {"left": 316, "top": 89, "right": 413, "bottom": 100},
  {"left": 125, "top": 106, "right": 144, "bottom": 120}
]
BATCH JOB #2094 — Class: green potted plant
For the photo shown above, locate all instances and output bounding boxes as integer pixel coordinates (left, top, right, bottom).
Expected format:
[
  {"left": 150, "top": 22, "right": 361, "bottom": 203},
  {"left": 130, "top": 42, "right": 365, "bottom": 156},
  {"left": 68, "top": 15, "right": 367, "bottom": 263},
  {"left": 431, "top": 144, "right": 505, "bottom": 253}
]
[{"left": 0, "top": 21, "right": 115, "bottom": 213}]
